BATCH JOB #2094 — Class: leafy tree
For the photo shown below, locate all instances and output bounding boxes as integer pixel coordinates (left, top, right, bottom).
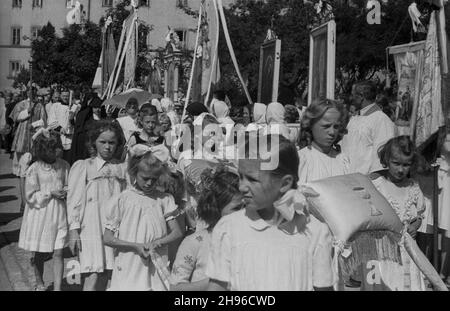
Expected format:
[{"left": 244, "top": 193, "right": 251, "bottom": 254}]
[
  {"left": 191, "top": 0, "right": 443, "bottom": 102},
  {"left": 15, "top": 21, "right": 102, "bottom": 90}
]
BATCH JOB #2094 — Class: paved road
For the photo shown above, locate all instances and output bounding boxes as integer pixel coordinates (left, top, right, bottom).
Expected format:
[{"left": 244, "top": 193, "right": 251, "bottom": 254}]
[{"left": 0, "top": 152, "right": 79, "bottom": 291}]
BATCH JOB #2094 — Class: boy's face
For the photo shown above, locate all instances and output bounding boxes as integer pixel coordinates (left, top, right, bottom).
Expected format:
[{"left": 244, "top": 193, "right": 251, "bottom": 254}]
[
  {"left": 174, "top": 105, "right": 183, "bottom": 116},
  {"left": 238, "top": 159, "right": 281, "bottom": 213},
  {"left": 141, "top": 115, "right": 158, "bottom": 134},
  {"left": 61, "top": 92, "right": 70, "bottom": 104},
  {"left": 127, "top": 105, "right": 138, "bottom": 117}
]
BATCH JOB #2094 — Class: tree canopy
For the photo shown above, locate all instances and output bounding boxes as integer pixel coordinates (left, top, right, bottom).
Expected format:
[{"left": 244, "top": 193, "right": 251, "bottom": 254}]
[
  {"left": 17, "top": 21, "right": 102, "bottom": 90},
  {"left": 215, "top": 0, "right": 438, "bottom": 103}
]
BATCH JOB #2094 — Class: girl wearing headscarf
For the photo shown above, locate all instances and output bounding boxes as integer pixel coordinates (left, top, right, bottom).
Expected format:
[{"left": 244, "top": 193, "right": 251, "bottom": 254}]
[
  {"left": 263, "top": 102, "right": 292, "bottom": 142},
  {"left": 246, "top": 103, "right": 267, "bottom": 134},
  {"left": 211, "top": 100, "right": 234, "bottom": 125}
]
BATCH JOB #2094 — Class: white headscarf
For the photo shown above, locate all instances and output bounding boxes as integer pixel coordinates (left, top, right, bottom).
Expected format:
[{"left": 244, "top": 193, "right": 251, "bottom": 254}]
[
  {"left": 211, "top": 100, "right": 229, "bottom": 119},
  {"left": 266, "top": 102, "right": 286, "bottom": 124},
  {"left": 253, "top": 103, "right": 267, "bottom": 124},
  {"left": 160, "top": 97, "right": 174, "bottom": 113},
  {"left": 151, "top": 98, "right": 163, "bottom": 113}
]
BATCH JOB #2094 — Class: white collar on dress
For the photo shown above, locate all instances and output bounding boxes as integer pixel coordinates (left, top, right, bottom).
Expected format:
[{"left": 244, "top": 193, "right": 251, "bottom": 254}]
[
  {"left": 245, "top": 206, "right": 309, "bottom": 235},
  {"left": 95, "top": 156, "right": 107, "bottom": 171}
]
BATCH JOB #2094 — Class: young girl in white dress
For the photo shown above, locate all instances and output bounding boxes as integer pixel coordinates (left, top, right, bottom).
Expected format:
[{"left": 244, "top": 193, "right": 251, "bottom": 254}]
[
  {"left": 67, "top": 120, "right": 128, "bottom": 291},
  {"left": 103, "top": 144, "right": 183, "bottom": 291},
  {"left": 372, "top": 136, "right": 427, "bottom": 291},
  {"left": 207, "top": 134, "right": 335, "bottom": 291},
  {"left": 297, "top": 98, "right": 350, "bottom": 185},
  {"left": 170, "top": 165, "right": 242, "bottom": 291},
  {"left": 18, "top": 129, "right": 70, "bottom": 291}
]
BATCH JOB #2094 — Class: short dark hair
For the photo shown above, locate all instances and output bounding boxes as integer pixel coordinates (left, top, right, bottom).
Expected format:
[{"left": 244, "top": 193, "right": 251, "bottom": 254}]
[
  {"left": 213, "top": 90, "right": 226, "bottom": 101},
  {"left": 86, "top": 120, "right": 125, "bottom": 160},
  {"left": 125, "top": 97, "right": 139, "bottom": 110},
  {"left": 284, "top": 104, "right": 299, "bottom": 123},
  {"left": 137, "top": 103, "right": 159, "bottom": 128},
  {"left": 353, "top": 80, "right": 377, "bottom": 102},
  {"left": 243, "top": 134, "right": 299, "bottom": 189},
  {"left": 139, "top": 103, "right": 158, "bottom": 116},
  {"left": 197, "top": 165, "right": 240, "bottom": 231}
]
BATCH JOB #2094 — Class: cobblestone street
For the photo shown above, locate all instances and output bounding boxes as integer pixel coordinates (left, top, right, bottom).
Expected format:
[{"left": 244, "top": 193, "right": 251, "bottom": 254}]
[{"left": 0, "top": 152, "right": 80, "bottom": 291}]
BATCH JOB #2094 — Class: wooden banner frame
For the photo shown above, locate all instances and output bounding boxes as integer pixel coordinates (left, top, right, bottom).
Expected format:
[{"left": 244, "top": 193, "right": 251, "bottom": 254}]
[
  {"left": 257, "top": 39, "right": 281, "bottom": 104},
  {"left": 308, "top": 20, "right": 336, "bottom": 105}
]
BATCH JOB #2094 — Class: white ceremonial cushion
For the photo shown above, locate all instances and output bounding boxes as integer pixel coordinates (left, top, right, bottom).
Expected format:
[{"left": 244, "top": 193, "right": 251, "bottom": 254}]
[{"left": 303, "top": 173, "right": 403, "bottom": 242}]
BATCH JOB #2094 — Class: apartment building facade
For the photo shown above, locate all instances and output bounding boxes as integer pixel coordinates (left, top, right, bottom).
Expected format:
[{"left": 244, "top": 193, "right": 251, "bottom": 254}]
[{"left": 0, "top": 0, "right": 233, "bottom": 91}]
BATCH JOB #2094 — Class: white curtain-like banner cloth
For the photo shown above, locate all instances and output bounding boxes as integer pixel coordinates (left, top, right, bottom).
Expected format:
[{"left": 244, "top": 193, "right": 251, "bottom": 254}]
[{"left": 414, "top": 11, "right": 445, "bottom": 147}]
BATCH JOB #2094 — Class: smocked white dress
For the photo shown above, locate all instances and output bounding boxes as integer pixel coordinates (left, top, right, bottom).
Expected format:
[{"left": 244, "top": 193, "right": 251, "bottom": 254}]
[
  {"left": 19, "top": 159, "right": 70, "bottom": 252},
  {"left": 67, "top": 157, "right": 128, "bottom": 273},
  {"left": 372, "top": 176, "right": 426, "bottom": 291},
  {"left": 297, "top": 146, "right": 350, "bottom": 186},
  {"left": 105, "top": 188, "right": 178, "bottom": 291}
]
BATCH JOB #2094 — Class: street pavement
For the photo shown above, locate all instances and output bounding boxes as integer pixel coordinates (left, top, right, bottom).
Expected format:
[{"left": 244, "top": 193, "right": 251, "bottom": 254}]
[{"left": 0, "top": 151, "right": 80, "bottom": 291}]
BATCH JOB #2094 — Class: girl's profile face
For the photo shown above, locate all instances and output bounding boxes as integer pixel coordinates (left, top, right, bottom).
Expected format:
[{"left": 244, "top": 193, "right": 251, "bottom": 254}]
[
  {"left": 238, "top": 159, "right": 282, "bottom": 213},
  {"left": 141, "top": 115, "right": 158, "bottom": 134},
  {"left": 311, "top": 108, "right": 342, "bottom": 152},
  {"left": 387, "top": 147, "right": 413, "bottom": 183},
  {"left": 135, "top": 159, "right": 164, "bottom": 195},
  {"left": 95, "top": 130, "right": 118, "bottom": 161}
]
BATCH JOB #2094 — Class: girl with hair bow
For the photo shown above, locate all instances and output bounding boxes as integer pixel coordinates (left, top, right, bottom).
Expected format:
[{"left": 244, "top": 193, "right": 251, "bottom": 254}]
[{"left": 103, "top": 143, "right": 183, "bottom": 291}]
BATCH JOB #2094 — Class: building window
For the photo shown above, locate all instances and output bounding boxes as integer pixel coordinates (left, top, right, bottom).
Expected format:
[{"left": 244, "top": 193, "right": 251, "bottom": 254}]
[
  {"left": 66, "top": 0, "right": 73, "bottom": 8},
  {"left": 102, "top": 0, "right": 113, "bottom": 7},
  {"left": 12, "top": 0, "right": 22, "bottom": 8},
  {"left": 11, "top": 27, "right": 21, "bottom": 45},
  {"left": 176, "top": 0, "right": 188, "bottom": 8},
  {"left": 139, "top": 0, "right": 150, "bottom": 7},
  {"left": 32, "top": 0, "right": 43, "bottom": 8},
  {"left": 9, "top": 61, "right": 21, "bottom": 79},
  {"left": 31, "top": 26, "right": 41, "bottom": 40}
]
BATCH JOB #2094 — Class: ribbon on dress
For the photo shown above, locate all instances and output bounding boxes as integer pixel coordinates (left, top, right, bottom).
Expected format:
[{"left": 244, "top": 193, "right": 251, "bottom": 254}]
[{"left": 273, "top": 189, "right": 309, "bottom": 223}]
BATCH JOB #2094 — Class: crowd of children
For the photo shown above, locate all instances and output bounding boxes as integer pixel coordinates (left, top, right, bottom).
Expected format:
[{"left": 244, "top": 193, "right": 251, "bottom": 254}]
[{"left": 9, "top": 83, "right": 450, "bottom": 291}]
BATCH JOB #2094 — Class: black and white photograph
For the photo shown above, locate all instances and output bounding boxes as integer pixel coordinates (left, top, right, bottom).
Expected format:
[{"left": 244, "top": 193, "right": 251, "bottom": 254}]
[{"left": 1, "top": 0, "right": 450, "bottom": 297}]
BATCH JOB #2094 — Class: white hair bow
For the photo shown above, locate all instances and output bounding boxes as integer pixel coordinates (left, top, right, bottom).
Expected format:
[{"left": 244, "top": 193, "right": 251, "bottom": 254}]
[
  {"left": 32, "top": 127, "right": 50, "bottom": 141},
  {"left": 128, "top": 144, "right": 170, "bottom": 163},
  {"left": 273, "top": 189, "right": 310, "bottom": 223}
]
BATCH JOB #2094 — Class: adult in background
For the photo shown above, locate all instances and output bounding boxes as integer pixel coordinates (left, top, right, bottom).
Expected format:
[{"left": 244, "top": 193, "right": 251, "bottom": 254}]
[
  {"left": 116, "top": 97, "right": 140, "bottom": 143},
  {"left": 341, "top": 80, "right": 396, "bottom": 175},
  {"left": 263, "top": 102, "right": 292, "bottom": 142},
  {"left": 209, "top": 90, "right": 226, "bottom": 113},
  {"left": 69, "top": 95, "right": 103, "bottom": 164},
  {"left": 47, "top": 89, "right": 75, "bottom": 163},
  {"left": 284, "top": 104, "right": 301, "bottom": 143}
]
